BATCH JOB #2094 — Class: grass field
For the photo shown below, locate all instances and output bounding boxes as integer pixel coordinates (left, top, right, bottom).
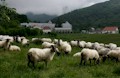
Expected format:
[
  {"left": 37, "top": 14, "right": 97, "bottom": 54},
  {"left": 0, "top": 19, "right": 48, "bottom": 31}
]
[{"left": 1, "top": 33, "right": 120, "bottom": 78}]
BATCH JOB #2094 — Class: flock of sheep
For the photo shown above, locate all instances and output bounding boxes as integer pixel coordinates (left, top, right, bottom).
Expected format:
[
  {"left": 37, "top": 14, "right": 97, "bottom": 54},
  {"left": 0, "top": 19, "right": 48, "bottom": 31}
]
[{"left": 0, "top": 35, "right": 120, "bottom": 69}]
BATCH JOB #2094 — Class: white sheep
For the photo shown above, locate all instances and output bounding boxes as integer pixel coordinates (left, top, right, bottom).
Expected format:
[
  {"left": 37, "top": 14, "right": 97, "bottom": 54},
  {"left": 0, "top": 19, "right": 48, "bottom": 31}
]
[
  {"left": 80, "top": 48, "right": 100, "bottom": 65},
  {"left": 70, "top": 40, "right": 79, "bottom": 47},
  {"left": 27, "top": 45, "right": 56, "bottom": 68},
  {"left": 92, "top": 42, "right": 103, "bottom": 50},
  {"left": 115, "top": 47, "right": 120, "bottom": 50},
  {"left": 42, "top": 42, "right": 55, "bottom": 48},
  {"left": 8, "top": 45, "right": 21, "bottom": 51},
  {"left": 41, "top": 38, "right": 52, "bottom": 43},
  {"left": 109, "top": 43, "right": 117, "bottom": 50},
  {"left": 0, "top": 39, "right": 11, "bottom": 50},
  {"left": 0, "top": 35, "right": 14, "bottom": 43},
  {"left": 31, "top": 38, "right": 39, "bottom": 42},
  {"left": 21, "top": 38, "right": 29, "bottom": 46},
  {"left": 58, "top": 40, "right": 72, "bottom": 55},
  {"left": 79, "top": 41, "right": 86, "bottom": 48},
  {"left": 53, "top": 39, "right": 58, "bottom": 44},
  {"left": 85, "top": 42, "right": 93, "bottom": 48},
  {"left": 14, "top": 36, "right": 26, "bottom": 43},
  {"left": 97, "top": 47, "right": 110, "bottom": 56},
  {"left": 73, "top": 52, "right": 81, "bottom": 57},
  {"left": 104, "top": 50, "right": 120, "bottom": 62}
]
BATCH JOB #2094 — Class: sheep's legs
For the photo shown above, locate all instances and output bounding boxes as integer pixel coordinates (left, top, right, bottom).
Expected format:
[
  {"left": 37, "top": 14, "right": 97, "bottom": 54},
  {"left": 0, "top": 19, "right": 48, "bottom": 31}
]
[
  {"left": 27, "top": 61, "right": 35, "bottom": 69},
  {"left": 83, "top": 60, "right": 86, "bottom": 65},
  {"left": 27, "top": 61, "right": 30, "bottom": 67},
  {"left": 65, "top": 51, "right": 68, "bottom": 55},
  {"left": 80, "top": 56, "right": 83, "bottom": 65},
  {"left": 32, "top": 61, "right": 35, "bottom": 69}
]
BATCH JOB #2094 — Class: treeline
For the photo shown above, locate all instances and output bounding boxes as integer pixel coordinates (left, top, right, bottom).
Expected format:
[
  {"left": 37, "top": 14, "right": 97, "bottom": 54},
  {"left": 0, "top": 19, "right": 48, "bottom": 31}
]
[
  {"left": 52, "top": 0, "right": 120, "bottom": 32},
  {"left": 0, "top": 5, "right": 43, "bottom": 36}
]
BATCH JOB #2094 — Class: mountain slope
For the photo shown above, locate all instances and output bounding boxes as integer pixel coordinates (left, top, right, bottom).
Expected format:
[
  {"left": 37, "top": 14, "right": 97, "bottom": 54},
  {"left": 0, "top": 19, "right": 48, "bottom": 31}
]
[
  {"left": 52, "top": 0, "right": 120, "bottom": 31},
  {"left": 26, "top": 12, "right": 57, "bottom": 22}
]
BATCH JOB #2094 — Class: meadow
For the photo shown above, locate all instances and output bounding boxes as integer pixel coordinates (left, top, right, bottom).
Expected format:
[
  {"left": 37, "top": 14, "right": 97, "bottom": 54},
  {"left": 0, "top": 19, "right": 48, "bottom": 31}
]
[{"left": 1, "top": 33, "right": 120, "bottom": 78}]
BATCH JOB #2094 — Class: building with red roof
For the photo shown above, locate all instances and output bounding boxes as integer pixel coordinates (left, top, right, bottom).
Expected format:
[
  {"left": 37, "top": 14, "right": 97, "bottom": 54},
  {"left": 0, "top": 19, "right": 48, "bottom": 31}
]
[{"left": 102, "top": 26, "right": 119, "bottom": 34}]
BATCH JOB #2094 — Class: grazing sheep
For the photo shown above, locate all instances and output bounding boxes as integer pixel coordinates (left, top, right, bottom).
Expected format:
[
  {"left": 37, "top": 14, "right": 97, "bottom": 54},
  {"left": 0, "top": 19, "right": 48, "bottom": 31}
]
[
  {"left": 92, "top": 42, "right": 100, "bottom": 50},
  {"left": 97, "top": 47, "right": 110, "bottom": 56},
  {"left": 0, "top": 39, "right": 11, "bottom": 50},
  {"left": 73, "top": 52, "right": 81, "bottom": 57},
  {"left": 0, "top": 35, "right": 14, "bottom": 43},
  {"left": 80, "top": 48, "right": 100, "bottom": 65},
  {"left": 41, "top": 38, "right": 52, "bottom": 43},
  {"left": 58, "top": 40, "right": 72, "bottom": 55},
  {"left": 32, "top": 38, "right": 39, "bottom": 42},
  {"left": 42, "top": 42, "right": 55, "bottom": 48},
  {"left": 79, "top": 41, "right": 86, "bottom": 48},
  {"left": 109, "top": 43, "right": 117, "bottom": 50},
  {"left": 14, "top": 36, "right": 26, "bottom": 43},
  {"left": 104, "top": 50, "right": 120, "bottom": 62},
  {"left": 8, "top": 45, "right": 21, "bottom": 51},
  {"left": 85, "top": 42, "right": 93, "bottom": 48},
  {"left": 53, "top": 39, "right": 58, "bottom": 44},
  {"left": 115, "top": 47, "right": 120, "bottom": 50},
  {"left": 70, "top": 40, "right": 79, "bottom": 47},
  {"left": 21, "top": 38, "right": 29, "bottom": 46},
  {"left": 27, "top": 45, "right": 56, "bottom": 68}
]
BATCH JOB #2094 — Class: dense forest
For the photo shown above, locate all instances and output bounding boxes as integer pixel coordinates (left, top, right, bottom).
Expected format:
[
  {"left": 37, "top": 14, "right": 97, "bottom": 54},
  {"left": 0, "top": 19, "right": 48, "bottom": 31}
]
[
  {"left": 52, "top": 0, "right": 120, "bottom": 31},
  {"left": 0, "top": 4, "right": 42, "bottom": 36}
]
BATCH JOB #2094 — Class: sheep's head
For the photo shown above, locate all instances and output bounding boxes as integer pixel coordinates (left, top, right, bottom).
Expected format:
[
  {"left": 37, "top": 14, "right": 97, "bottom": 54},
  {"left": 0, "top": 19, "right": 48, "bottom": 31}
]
[
  {"left": 6, "top": 39, "right": 10, "bottom": 43},
  {"left": 51, "top": 45, "right": 56, "bottom": 53},
  {"left": 102, "top": 55, "right": 108, "bottom": 62}
]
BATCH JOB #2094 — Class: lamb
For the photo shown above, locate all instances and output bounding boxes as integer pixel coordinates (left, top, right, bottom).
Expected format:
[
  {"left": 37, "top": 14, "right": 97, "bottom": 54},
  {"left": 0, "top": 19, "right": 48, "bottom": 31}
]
[
  {"left": 8, "top": 45, "right": 21, "bottom": 51},
  {"left": 80, "top": 48, "right": 100, "bottom": 65},
  {"left": 27, "top": 45, "right": 56, "bottom": 68},
  {"left": 0, "top": 39, "right": 11, "bottom": 50}
]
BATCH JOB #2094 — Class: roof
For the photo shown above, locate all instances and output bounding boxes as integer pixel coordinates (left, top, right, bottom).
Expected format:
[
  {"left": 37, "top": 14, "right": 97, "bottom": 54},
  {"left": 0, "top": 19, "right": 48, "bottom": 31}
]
[
  {"left": 43, "top": 26, "right": 51, "bottom": 30},
  {"left": 103, "top": 27, "right": 118, "bottom": 31}
]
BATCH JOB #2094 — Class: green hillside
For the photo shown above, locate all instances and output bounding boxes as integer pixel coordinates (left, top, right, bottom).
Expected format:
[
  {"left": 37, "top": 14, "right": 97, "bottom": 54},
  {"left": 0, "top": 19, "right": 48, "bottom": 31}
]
[
  {"left": 26, "top": 12, "right": 57, "bottom": 22},
  {"left": 52, "top": 0, "right": 120, "bottom": 31}
]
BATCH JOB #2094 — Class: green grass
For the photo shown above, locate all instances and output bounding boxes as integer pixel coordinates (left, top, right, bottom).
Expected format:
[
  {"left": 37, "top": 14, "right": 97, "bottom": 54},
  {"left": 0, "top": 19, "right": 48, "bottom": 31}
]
[{"left": 1, "top": 33, "right": 120, "bottom": 78}]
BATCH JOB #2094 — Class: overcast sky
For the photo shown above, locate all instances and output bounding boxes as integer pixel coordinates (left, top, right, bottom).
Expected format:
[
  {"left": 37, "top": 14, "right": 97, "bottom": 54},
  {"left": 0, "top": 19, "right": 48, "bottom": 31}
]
[{"left": 1, "top": 0, "right": 109, "bottom": 15}]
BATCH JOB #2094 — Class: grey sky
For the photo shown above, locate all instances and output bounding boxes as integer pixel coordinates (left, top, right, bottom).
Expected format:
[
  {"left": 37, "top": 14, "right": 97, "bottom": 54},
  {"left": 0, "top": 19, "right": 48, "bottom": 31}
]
[{"left": 2, "top": 0, "right": 109, "bottom": 15}]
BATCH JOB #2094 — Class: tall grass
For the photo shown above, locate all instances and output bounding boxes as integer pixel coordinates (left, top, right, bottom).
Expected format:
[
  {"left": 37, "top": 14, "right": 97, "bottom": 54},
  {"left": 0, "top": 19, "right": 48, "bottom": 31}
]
[{"left": 1, "top": 34, "right": 120, "bottom": 78}]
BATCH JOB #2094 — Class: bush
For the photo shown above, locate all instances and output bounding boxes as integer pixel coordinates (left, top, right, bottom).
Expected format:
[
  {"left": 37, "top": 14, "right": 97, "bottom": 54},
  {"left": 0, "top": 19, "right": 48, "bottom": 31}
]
[
  {"left": 48, "top": 32, "right": 57, "bottom": 38},
  {"left": 0, "top": 27, "right": 43, "bottom": 36}
]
